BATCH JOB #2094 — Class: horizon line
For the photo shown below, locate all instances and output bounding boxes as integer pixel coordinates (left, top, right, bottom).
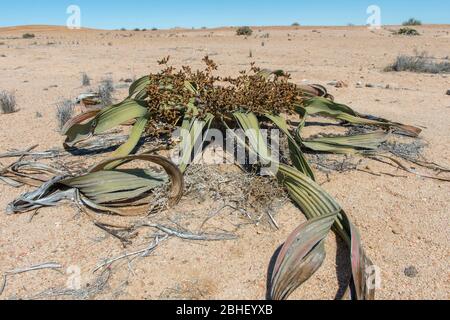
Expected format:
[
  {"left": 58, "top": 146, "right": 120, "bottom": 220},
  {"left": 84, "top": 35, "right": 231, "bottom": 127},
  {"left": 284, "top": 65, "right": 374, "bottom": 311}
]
[{"left": 1, "top": 23, "right": 449, "bottom": 32}]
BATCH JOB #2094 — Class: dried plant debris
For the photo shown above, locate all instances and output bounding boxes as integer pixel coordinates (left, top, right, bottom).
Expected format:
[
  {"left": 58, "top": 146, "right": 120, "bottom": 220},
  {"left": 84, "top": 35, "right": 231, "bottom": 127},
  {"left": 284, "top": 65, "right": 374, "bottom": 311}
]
[
  {"left": 184, "top": 165, "right": 287, "bottom": 227},
  {"left": 307, "top": 154, "right": 362, "bottom": 173},
  {"left": 4, "top": 57, "right": 448, "bottom": 301},
  {"left": 381, "top": 139, "right": 425, "bottom": 161}
]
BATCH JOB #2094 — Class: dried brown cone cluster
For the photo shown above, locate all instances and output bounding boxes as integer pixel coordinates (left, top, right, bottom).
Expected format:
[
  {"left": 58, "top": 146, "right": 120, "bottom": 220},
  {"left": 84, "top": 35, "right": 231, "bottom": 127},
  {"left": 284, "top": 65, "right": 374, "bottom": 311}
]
[{"left": 145, "top": 56, "right": 307, "bottom": 129}]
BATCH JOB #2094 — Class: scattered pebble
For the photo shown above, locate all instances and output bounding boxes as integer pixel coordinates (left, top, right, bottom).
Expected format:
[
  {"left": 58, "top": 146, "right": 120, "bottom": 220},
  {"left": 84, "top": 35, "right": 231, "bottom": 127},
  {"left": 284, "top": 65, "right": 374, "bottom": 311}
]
[
  {"left": 404, "top": 266, "right": 419, "bottom": 278},
  {"left": 120, "top": 78, "right": 134, "bottom": 83},
  {"left": 328, "top": 80, "right": 348, "bottom": 88},
  {"left": 446, "top": 90, "right": 450, "bottom": 95}
]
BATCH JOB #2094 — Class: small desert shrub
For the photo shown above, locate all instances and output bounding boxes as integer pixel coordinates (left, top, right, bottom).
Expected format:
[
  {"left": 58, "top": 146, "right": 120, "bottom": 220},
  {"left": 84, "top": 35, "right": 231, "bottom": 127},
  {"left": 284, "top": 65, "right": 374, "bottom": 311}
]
[
  {"left": 236, "top": 26, "right": 253, "bottom": 36},
  {"left": 120, "top": 28, "right": 127, "bottom": 31},
  {"left": 56, "top": 99, "right": 75, "bottom": 130},
  {"left": 403, "top": 18, "right": 422, "bottom": 26},
  {"left": 81, "top": 73, "right": 91, "bottom": 86},
  {"left": 98, "top": 78, "right": 115, "bottom": 105},
  {"left": 152, "top": 28, "right": 158, "bottom": 31},
  {"left": 22, "top": 33, "right": 35, "bottom": 39},
  {"left": 292, "top": 22, "right": 300, "bottom": 26},
  {"left": 396, "top": 27, "right": 420, "bottom": 36},
  {"left": 385, "top": 54, "right": 450, "bottom": 74},
  {"left": 0, "top": 91, "right": 17, "bottom": 114}
]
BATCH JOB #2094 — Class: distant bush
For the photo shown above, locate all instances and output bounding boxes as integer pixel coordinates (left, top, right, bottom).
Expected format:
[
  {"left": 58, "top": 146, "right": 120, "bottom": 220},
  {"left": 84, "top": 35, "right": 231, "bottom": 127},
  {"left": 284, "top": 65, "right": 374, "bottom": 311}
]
[
  {"left": 0, "top": 91, "right": 17, "bottom": 114},
  {"left": 236, "top": 26, "right": 253, "bottom": 36},
  {"left": 134, "top": 28, "right": 141, "bottom": 31},
  {"left": 22, "top": 33, "right": 35, "bottom": 39},
  {"left": 152, "top": 28, "right": 158, "bottom": 31},
  {"left": 403, "top": 18, "right": 422, "bottom": 26},
  {"left": 396, "top": 27, "right": 420, "bottom": 36},
  {"left": 292, "top": 22, "right": 300, "bottom": 26},
  {"left": 56, "top": 99, "right": 75, "bottom": 130},
  {"left": 120, "top": 28, "right": 127, "bottom": 31},
  {"left": 385, "top": 53, "right": 450, "bottom": 74}
]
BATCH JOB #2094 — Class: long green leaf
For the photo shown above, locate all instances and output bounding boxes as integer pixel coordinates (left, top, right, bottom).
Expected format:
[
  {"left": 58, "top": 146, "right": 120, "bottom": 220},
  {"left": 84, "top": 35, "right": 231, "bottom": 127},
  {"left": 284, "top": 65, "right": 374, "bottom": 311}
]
[
  {"left": 302, "top": 132, "right": 388, "bottom": 154},
  {"left": 63, "top": 99, "right": 148, "bottom": 147},
  {"left": 300, "top": 97, "right": 422, "bottom": 137},
  {"left": 104, "top": 114, "right": 150, "bottom": 169},
  {"left": 233, "top": 112, "right": 271, "bottom": 163},
  {"left": 270, "top": 214, "right": 336, "bottom": 300},
  {"left": 129, "top": 76, "right": 150, "bottom": 98},
  {"left": 276, "top": 164, "right": 375, "bottom": 300},
  {"left": 265, "top": 114, "right": 315, "bottom": 180},
  {"left": 178, "top": 114, "right": 214, "bottom": 173}
]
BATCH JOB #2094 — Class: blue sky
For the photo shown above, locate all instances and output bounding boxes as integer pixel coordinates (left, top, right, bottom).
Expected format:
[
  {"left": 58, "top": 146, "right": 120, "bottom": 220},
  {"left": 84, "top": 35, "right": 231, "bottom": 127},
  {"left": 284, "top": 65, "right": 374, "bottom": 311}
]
[{"left": 0, "top": 0, "right": 449, "bottom": 29}]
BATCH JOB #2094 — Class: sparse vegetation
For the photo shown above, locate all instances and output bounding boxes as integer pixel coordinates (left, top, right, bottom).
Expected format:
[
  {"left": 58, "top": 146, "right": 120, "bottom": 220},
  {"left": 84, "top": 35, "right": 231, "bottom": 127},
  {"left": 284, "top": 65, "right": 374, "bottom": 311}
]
[
  {"left": 292, "top": 22, "right": 300, "bottom": 26},
  {"left": 403, "top": 18, "right": 422, "bottom": 26},
  {"left": 385, "top": 52, "right": 450, "bottom": 74},
  {"left": 0, "top": 91, "right": 17, "bottom": 114},
  {"left": 395, "top": 27, "right": 420, "bottom": 36},
  {"left": 56, "top": 99, "right": 75, "bottom": 130},
  {"left": 81, "top": 73, "right": 91, "bottom": 86},
  {"left": 22, "top": 33, "right": 35, "bottom": 39},
  {"left": 236, "top": 26, "right": 253, "bottom": 36}
]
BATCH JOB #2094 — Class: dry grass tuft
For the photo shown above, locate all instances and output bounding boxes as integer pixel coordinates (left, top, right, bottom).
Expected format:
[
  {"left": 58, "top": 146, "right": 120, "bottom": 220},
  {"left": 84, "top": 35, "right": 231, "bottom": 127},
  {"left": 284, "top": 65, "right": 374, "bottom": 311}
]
[
  {"left": 81, "top": 73, "right": 91, "bottom": 86},
  {"left": 0, "top": 91, "right": 17, "bottom": 114},
  {"left": 385, "top": 53, "right": 450, "bottom": 74},
  {"left": 56, "top": 99, "right": 75, "bottom": 130},
  {"left": 98, "top": 78, "right": 115, "bottom": 106}
]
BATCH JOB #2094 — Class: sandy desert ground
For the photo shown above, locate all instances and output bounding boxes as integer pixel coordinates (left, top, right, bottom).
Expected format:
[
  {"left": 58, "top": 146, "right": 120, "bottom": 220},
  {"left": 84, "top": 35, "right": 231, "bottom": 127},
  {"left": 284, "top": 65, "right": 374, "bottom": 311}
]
[{"left": 0, "top": 24, "right": 449, "bottom": 300}]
